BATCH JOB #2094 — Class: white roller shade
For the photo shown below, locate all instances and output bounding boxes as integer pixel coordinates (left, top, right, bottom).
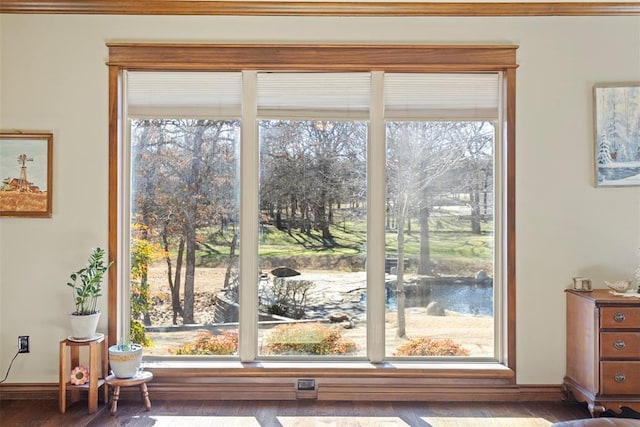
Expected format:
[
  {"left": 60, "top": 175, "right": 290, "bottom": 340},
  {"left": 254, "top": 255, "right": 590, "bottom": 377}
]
[
  {"left": 384, "top": 73, "right": 500, "bottom": 120},
  {"left": 125, "top": 71, "right": 498, "bottom": 120},
  {"left": 126, "top": 71, "right": 242, "bottom": 118},
  {"left": 257, "top": 72, "right": 371, "bottom": 120}
]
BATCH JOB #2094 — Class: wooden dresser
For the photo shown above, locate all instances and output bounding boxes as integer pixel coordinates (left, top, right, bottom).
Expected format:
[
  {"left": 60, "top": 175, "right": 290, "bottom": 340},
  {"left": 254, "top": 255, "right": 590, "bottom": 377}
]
[{"left": 564, "top": 289, "right": 640, "bottom": 416}]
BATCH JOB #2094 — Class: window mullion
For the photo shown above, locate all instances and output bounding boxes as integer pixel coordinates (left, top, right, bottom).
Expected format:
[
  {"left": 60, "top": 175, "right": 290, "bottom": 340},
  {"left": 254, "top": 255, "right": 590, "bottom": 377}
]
[
  {"left": 368, "top": 71, "right": 386, "bottom": 363},
  {"left": 239, "top": 70, "right": 259, "bottom": 362}
]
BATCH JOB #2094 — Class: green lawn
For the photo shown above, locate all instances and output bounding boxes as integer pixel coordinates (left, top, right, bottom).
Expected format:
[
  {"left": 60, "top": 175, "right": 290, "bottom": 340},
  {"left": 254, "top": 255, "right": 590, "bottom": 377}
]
[{"left": 191, "top": 215, "right": 492, "bottom": 271}]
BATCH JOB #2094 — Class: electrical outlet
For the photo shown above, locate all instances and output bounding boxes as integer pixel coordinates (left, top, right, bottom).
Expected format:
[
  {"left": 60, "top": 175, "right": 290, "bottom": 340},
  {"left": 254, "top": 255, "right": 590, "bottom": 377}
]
[
  {"left": 18, "top": 336, "right": 29, "bottom": 353},
  {"left": 297, "top": 379, "right": 315, "bottom": 390}
]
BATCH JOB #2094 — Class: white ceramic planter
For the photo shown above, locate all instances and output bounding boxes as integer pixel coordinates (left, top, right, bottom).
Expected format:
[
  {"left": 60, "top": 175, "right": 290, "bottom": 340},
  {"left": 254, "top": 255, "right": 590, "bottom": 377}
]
[
  {"left": 108, "top": 344, "right": 143, "bottom": 378},
  {"left": 68, "top": 311, "right": 101, "bottom": 339}
]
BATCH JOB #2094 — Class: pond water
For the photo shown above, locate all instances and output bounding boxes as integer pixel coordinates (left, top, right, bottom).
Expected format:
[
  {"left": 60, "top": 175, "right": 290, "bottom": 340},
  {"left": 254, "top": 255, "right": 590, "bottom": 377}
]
[{"left": 386, "top": 283, "right": 494, "bottom": 316}]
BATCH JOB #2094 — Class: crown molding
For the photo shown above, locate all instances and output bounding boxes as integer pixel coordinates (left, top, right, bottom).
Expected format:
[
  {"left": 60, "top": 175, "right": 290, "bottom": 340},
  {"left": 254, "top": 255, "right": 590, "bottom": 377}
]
[{"left": 1, "top": 1, "right": 640, "bottom": 16}]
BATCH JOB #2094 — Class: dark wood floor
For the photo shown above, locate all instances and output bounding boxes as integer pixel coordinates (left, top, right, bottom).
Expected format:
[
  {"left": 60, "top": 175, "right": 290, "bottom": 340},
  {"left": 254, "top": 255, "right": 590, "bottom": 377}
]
[{"left": 0, "top": 398, "right": 595, "bottom": 426}]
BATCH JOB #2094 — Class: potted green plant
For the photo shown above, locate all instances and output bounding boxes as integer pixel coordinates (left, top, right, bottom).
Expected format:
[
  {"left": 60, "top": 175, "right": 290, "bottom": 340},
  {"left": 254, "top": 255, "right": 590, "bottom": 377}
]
[
  {"left": 67, "top": 247, "right": 113, "bottom": 339},
  {"left": 108, "top": 339, "right": 143, "bottom": 378}
]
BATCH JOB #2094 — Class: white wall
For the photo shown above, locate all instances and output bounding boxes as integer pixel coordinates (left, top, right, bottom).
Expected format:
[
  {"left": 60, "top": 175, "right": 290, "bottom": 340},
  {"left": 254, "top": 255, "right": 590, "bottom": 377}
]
[{"left": 1, "top": 14, "right": 639, "bottom": 385}]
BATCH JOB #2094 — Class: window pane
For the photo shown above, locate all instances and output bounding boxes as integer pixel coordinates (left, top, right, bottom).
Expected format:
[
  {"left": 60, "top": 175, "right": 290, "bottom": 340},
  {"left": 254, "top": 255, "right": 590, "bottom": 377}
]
[
  {"left": 258, "top": 120, "right": 367, "bottom": 358},
  {"left": 385, "top": 121, "right": 495, "bottom": 358},
  {"left": 124, "top": 69, "right": 502, "bottom": 363},
  {"left": 130, "top": 118, "right": 240, "bottom": 357}
]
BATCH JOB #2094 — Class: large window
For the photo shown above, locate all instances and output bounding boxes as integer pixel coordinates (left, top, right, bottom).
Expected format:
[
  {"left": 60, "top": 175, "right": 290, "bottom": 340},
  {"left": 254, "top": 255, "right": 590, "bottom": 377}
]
[{"left": 109, "top": 44, "right": 516, "bottom": 379}]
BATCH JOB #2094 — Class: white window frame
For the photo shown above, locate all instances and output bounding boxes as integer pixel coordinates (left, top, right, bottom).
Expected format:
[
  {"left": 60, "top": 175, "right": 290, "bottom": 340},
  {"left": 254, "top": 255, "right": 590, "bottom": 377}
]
[{"left": 121, "top": 69, "right": 505, "bottom": 364}]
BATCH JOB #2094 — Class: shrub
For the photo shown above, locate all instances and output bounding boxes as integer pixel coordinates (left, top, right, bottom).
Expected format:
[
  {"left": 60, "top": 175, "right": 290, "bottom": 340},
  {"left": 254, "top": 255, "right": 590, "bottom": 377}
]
[
  {"left": 262, "top": 322, "right": 357, "bottom": 355},
  {"left": 170, "top": 331, "right": 238, "bottom": 355},
  {"left": 130, "top": 226, "right": 166, "bottom": 348},
  {"left": 130, "top": 319, "right": 153, "bottom": 347},
  {"left": 394, "top": 337, "right": 470, "bottom": 357},
  {"left": 262, "top": 278, "right": 312, "bottom": 320}
]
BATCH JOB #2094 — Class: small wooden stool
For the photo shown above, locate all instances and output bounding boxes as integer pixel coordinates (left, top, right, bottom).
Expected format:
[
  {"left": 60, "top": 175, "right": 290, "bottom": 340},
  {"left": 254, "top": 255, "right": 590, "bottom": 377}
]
[{"left": 105, "top": 371, "right": 153, "bottom": 415}]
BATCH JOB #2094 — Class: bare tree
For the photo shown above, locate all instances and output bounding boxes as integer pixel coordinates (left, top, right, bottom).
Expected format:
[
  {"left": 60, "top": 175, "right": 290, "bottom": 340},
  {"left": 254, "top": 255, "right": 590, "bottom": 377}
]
[
  {"left": 259, "top": 120, "right": 366, "bottom": 245},
  {"left": 459, "top": 123, "right": 494, "bottom": 235},
  {"left": 131, "top": 118, "right": 239, "bottom": 325},
  {"left": 386, "top": 121, "right": 470, "bottom": 338}
]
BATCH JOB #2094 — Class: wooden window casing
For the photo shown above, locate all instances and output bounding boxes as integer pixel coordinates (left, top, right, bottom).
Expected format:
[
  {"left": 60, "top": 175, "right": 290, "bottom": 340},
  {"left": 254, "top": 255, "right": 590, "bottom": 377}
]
[{"left": 108, "top": 43, "right": 518, "bottom": 399}]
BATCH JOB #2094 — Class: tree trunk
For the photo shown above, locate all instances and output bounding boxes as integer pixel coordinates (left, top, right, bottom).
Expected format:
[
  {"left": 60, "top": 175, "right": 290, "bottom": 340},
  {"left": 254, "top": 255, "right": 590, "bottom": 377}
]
[
  {"left": 417, "top": 204, "right": 432, "bottom": 275},
  {"left": 223, "top": 230, "right": 238, "bottom": 292},
  {"left": 300, "top": 202, "right": 309, "bottom": 233},
  {"left": 386, "top": 200, "right": 391, "bottom": 229},
  {"left": 163, "top": 232, "right": 185, "bottom": 326},
  {"left": 138, "top": 224, "right": 152, "bottom": 326},
  {"left": 317, "top": 205, "right": 332, "bottom": 241},
  {"left": 482, "top": 176, "right": 490, "bottom": 217},
  {"left": 315, "top": 196, "right": 333, "bottom": 243},
  {"left": 183, "top": 224, "right": 196, "bottom": 324},
  {"left": 396, "top": 211, "right": 407, "bottom": 339},
  {"left": 470, "top": 191, "right": 481, "bottom": 235}
]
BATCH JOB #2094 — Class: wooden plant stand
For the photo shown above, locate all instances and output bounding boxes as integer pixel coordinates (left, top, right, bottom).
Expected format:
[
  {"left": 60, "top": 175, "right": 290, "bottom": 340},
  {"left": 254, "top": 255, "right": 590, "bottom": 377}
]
[{"left": 59, "top": 334, "right": 108, "bottom": 414}]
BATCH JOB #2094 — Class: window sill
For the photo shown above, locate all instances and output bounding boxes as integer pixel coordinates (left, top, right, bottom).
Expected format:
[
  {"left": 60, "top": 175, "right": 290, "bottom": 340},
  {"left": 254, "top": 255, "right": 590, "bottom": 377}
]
[
  {"left": 142, "top": 359, "right": 514, "bottom": 381},
  {"left": 136, "top": 360, "right": 523, "bottom": 401}
]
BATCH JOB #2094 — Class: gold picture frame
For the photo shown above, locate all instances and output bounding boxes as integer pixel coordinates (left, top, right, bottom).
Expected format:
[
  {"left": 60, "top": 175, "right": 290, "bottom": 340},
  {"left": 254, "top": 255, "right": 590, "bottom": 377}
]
[{"left": 0, "top": 131, "right": 53, "bottom": 217}]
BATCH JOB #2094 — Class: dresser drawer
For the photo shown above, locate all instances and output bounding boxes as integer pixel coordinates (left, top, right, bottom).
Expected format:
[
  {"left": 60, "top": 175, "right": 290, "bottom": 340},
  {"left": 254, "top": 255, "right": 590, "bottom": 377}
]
[
  {"left": 600, "top": 332, "right": 640, "bottom": 358},
  {"left": 601, "top": 361, "right": 640, "bottom": 395},
  {"left": 600, "top": 307, "right": 640, "bottom": 329}
]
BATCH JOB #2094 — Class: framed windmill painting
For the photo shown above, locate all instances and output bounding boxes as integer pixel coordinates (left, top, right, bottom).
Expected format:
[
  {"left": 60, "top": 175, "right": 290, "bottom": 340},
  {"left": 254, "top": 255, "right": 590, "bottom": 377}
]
[
  {"left": 0, "top": 132, "right": 53, "bottom": 217},
  {"left": 594, "top": 83, "right": 640, "bottom": 187}
]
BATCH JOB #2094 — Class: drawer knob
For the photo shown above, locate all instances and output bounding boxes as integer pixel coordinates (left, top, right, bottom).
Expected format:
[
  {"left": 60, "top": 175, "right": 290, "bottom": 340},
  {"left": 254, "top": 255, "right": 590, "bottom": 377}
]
[
  {"left": 614, "top": 340, "right": 626, "bottom": 350},
  {"left": 614, "top": 312, "right": 626, "bottom": 322},
  {"left": 615, "top": 373, "right": 626, "bottom": 383}
]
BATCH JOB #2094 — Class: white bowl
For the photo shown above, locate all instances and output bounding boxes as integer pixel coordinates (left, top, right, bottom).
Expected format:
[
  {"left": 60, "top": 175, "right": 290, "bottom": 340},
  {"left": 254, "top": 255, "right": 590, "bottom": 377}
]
[{"left": 604, "top": 280, "right": 632, "bottom": 292}]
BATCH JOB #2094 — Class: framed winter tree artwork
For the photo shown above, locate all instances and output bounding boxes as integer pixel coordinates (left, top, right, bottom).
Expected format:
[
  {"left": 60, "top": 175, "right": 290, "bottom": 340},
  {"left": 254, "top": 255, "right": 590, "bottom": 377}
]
[
  {"left": 0, "top": 132, "right": 53, "bottom": 217},
  {"left": 594, "top": 83, "right": 640, "bottom": 187}
]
